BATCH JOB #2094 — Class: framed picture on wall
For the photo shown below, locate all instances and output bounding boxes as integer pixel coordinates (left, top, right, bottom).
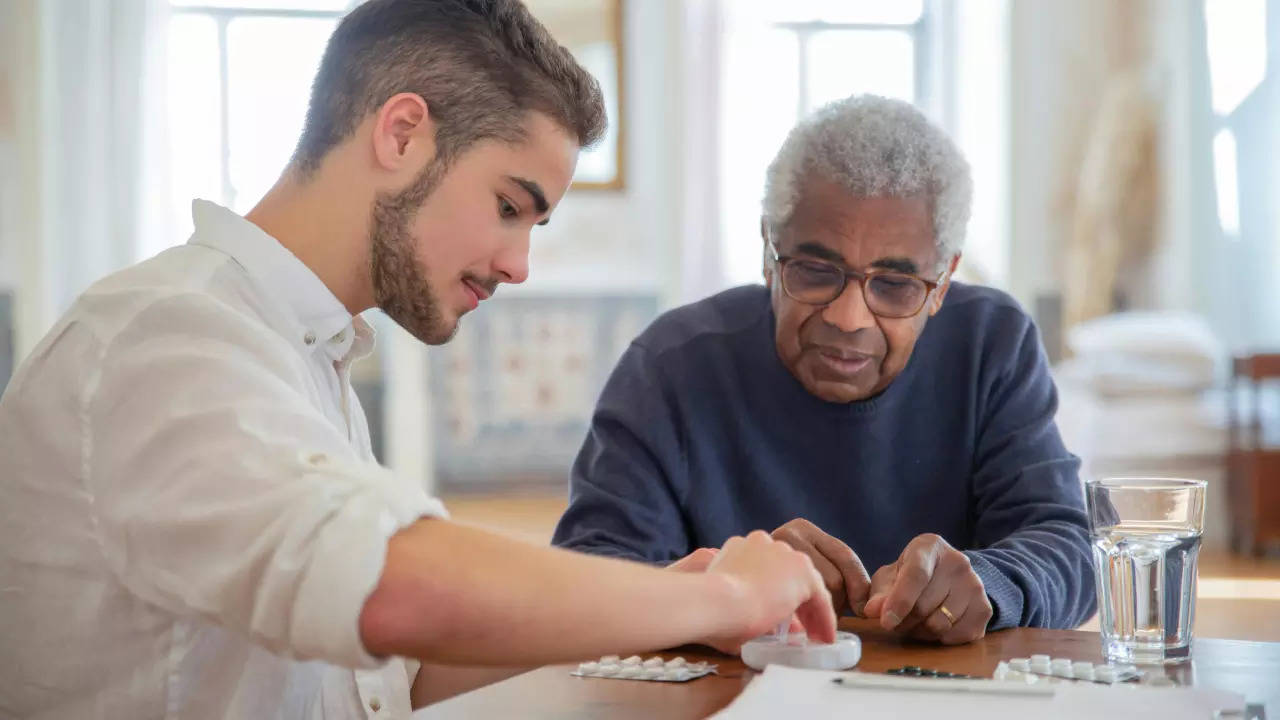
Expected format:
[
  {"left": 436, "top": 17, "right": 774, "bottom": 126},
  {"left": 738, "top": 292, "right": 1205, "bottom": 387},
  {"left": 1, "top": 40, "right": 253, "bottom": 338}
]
[{"left": 524, "top": 0, "right": 625, "bottom": 190}]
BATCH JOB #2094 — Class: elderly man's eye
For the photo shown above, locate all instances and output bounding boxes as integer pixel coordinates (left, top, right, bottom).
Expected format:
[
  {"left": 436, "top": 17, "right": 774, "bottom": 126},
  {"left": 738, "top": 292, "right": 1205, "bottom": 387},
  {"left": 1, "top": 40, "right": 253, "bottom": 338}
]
[{"left": 793, "top": 261, "right": 842, "bottom": 280}]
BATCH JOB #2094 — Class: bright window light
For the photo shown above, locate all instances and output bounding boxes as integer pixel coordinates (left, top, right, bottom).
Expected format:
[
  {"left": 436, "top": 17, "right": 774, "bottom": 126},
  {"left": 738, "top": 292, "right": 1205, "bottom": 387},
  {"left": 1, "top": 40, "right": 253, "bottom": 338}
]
[
  {"left": 1213, "top": 128, "right": 1240, "bottom": 235},
  {"left": 806, "top": 29, "right": 914, "bottom": 112},
  {"left": 1204, "top": 0, "right": 1267, "bottom": 116}
]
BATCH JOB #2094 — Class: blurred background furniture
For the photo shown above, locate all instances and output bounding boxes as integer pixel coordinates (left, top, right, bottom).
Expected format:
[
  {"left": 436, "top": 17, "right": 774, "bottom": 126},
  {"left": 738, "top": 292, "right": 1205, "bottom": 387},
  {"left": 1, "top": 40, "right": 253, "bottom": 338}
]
[{"left": 1229, "top": 353, "right": 1280, "bottom": 556}]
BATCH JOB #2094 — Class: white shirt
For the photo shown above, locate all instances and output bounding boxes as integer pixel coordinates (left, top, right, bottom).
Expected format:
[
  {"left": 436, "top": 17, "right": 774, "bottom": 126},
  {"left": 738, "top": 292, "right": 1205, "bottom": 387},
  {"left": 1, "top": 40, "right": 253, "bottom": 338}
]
[{"left": 0, "top": 201, "right": 445, "bottom": 719}]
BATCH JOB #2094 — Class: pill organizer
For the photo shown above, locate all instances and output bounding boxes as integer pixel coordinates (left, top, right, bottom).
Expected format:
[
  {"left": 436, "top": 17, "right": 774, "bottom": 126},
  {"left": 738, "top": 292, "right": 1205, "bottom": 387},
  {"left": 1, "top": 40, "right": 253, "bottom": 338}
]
[
  {"left": 993, "top": 656, "right": 1141, "bottom": 685},
  {"left": 740, "top": 631, "right": 862, "bottom": 671},
  {"left": 571, "top": 655, "right": 716, "bottom": 682}
]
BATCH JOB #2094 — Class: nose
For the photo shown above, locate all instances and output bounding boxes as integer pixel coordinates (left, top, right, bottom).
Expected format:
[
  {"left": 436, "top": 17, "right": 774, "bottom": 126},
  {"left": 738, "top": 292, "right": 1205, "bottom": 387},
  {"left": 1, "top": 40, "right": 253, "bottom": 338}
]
[
  {"left": 493, "top": 231, "right": 531, "bottom": 284},
  {"left": 820, "top": 280, "right": 877, "bottom": 333}
]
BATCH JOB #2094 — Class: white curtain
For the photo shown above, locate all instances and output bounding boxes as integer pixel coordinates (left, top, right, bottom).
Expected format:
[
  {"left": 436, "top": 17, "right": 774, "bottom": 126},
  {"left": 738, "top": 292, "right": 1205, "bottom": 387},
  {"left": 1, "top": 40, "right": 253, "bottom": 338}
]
[{"left": 5, "top": 0, "right": 170, "bottom": 360}]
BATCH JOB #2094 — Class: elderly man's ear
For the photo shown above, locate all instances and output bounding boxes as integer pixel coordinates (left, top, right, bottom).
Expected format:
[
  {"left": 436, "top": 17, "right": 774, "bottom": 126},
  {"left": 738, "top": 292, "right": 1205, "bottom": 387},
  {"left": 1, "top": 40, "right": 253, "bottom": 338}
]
[
  {"left": 927, "top": 253, "right": 963, "bottom": 316},
  {"left": 760, "top": 217, "right": 774, "bottom": 286}
]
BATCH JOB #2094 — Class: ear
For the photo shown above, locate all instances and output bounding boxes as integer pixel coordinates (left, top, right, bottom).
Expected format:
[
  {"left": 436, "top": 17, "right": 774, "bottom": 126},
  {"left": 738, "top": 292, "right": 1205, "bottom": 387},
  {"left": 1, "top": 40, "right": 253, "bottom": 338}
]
[
  {"left": 760, "top": 217, "right": 773, "bottom": 288},
  {"left": 371, "top": 92, "right": 435, "bottom": 175},
  {"left": 926, "top": 253, "right": 962, "bottom": 316}
]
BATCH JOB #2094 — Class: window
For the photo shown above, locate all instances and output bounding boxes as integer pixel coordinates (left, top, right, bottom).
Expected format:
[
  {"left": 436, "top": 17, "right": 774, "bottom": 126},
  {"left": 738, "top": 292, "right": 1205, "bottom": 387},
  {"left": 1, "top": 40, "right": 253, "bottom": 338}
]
[
  {"left": 1203, "top": 0, "right": 1266, "bottom": 238},
  {"left": 161, "top": 1, "right": 355, "bottom": 254},
  {"left": 718, "top": 0, "right": 928, "bottom": 287}
]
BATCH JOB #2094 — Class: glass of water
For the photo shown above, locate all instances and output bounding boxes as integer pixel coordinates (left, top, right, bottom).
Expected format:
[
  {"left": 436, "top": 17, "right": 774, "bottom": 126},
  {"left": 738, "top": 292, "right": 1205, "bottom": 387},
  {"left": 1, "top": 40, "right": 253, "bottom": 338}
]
[{"left": 1086, "top": 477, "right": 1206, "bottom": 664}]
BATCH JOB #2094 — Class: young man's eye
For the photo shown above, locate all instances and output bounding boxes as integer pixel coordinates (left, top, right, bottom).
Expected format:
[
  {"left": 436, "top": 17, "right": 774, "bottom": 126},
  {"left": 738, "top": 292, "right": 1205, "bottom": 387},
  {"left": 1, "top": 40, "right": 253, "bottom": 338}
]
[{"left": 498, "top": 197, "right": 519, "bottom": 219}]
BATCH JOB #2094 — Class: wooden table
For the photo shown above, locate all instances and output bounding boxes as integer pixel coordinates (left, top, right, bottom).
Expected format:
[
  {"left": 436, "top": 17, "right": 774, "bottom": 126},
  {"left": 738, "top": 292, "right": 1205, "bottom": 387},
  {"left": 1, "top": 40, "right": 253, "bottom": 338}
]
[{"left": 417, "top": 618, "right": 1280, "bottom": 718}]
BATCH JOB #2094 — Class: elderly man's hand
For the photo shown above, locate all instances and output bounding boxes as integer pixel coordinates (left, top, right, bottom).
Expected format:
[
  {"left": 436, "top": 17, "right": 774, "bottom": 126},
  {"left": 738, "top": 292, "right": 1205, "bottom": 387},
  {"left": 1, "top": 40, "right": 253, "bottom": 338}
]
[
  {"left": 861, "top": 534, "right": 992, "bottom": 644},
  {"left": 770, "top": 518, "right": 872, "bottom": 616}
]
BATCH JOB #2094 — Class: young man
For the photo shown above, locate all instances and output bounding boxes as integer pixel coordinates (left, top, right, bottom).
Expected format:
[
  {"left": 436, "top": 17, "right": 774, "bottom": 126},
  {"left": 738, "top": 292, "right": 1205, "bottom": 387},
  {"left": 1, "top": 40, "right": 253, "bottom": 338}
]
[{"left": 0, "top": 1, "right": 834, "bottom": 717}]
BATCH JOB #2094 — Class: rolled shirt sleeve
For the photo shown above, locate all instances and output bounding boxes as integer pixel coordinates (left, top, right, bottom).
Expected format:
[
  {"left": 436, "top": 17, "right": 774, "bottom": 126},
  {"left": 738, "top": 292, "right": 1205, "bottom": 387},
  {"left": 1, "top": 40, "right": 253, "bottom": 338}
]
[{"left": 85, "top": 294, "right": 444, "bottom": 668}]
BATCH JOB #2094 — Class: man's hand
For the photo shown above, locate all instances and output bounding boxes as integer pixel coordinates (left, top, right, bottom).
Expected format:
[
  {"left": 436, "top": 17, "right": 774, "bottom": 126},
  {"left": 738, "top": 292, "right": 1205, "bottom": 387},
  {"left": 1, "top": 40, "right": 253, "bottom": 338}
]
[
  {"left": 861, "top": 534, "right": 992, "bottom": 644},
  {"left": 770, "top": 518, "right": 872, "bottom": 616},
  {"left": 668, "top": 545, "right": 798, "bottom": 655},
  {"left": 705, "top": 531, "right": 836, "bottom": 648}
]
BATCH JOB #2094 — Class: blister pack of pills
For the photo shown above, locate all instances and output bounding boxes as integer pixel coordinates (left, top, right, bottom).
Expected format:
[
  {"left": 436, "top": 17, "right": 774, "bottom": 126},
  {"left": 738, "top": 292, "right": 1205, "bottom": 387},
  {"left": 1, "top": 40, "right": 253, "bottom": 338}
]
[
  {"left": 571, "top": 655, "right": 716, "bottom": 682},
  {"left": 993, "top": 655, "right": 1141, "bottom": 685}
]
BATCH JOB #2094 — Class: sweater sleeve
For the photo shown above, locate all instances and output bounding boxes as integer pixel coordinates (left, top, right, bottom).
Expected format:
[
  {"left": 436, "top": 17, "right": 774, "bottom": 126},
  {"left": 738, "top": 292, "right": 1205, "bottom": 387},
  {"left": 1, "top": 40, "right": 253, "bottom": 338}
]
[
  {"left": 551, "top": 342, "right": 691, "bottom": 564},
  {"left": 964, "top": 313, "right": 1097, "bottom": 630}
]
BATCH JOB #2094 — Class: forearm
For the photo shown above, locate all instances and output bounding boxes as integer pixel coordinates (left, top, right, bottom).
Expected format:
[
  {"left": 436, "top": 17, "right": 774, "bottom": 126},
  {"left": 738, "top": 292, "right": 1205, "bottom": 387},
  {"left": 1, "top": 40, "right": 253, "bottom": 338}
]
[
  {"left": 966, "top": 520, "right": 1096, "bottom": 630},
  {"left": 360, "top": 518, "right": 743, "bottom": 665}
]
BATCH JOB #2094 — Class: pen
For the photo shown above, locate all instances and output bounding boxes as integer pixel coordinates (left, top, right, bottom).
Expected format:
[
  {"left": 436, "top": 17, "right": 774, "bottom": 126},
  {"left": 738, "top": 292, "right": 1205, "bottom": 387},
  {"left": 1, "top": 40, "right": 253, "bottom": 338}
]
[{"left": 831, "top": 673, "right": 1056, "bottom": 697}]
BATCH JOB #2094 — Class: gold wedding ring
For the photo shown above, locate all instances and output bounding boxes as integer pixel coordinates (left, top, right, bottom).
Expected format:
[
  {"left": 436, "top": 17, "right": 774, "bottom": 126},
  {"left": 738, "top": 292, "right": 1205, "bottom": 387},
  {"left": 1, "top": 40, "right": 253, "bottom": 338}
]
[{"left": 938, "top": 604, "right": 957, "bottom": 625}]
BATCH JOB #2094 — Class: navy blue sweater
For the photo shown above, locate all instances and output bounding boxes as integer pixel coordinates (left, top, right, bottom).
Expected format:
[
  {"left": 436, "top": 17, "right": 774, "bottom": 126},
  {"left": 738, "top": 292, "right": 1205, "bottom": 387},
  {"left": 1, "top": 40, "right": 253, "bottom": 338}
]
[{"left": 553, "top": 284, "right": 1096, "bottom": 630}]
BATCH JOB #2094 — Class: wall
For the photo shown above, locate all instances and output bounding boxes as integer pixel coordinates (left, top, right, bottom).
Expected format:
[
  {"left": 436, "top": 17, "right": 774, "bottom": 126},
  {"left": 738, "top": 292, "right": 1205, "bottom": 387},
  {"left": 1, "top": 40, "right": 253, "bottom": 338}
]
[
  {"left": 385, "top": 0, "right": 689, "bottom": 491},
  {"left": 0, "top": 1, "right": 17, "bottom": 295},
  {"left": 512, "top": 0, "right": 682, "bottom": 305}
]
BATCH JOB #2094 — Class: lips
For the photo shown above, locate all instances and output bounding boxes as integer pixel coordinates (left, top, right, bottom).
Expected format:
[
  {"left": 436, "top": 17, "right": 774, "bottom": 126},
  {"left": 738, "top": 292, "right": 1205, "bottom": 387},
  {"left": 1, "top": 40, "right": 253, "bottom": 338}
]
[
  {"left": 813, "top": 348, "right": 874, "bottom": 377},
  {"left": 461, "top": 278, "right": 493, "bottom": 310}
]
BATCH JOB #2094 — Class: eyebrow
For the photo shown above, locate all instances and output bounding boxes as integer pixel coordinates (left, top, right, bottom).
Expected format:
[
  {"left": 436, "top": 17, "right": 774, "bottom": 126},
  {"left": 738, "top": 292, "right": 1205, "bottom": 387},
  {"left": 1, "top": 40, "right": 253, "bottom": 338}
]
[
  {"left": 508, "top": 176, "right": 551, "bottom": 225},
  {"left": 869, "top": 257, "right": 920, "bottom": 274},
  {"left": 792, "top": 242, "right": 920, "bottom": 275}
]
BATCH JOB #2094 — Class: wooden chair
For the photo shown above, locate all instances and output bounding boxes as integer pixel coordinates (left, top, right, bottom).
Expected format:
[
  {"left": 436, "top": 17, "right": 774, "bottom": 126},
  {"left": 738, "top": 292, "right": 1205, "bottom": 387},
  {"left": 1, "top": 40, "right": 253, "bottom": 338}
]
[{"left": 1228, "top": 353, "right": 1280, "bottom": 555}]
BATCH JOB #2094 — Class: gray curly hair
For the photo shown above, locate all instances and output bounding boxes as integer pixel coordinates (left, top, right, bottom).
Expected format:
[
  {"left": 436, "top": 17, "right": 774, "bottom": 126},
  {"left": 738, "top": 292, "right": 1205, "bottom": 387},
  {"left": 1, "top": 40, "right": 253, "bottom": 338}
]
[{"left": 762, "top": 95, "right": 972, "bottom": 270}]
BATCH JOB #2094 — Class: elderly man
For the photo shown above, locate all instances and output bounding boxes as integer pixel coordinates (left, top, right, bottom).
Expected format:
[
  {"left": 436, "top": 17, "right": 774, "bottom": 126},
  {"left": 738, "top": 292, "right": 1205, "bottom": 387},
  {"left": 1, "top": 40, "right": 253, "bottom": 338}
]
[{"left": 553, "top": 95, "right": 1096, "bottom": 645}]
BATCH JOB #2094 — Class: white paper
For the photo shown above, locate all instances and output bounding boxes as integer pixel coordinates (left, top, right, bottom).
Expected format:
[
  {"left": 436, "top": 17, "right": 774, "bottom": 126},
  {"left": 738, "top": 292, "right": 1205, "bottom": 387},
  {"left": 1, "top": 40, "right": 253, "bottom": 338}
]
[{"left": 711, "top": 665, "right": 1246, "bottom": 720}]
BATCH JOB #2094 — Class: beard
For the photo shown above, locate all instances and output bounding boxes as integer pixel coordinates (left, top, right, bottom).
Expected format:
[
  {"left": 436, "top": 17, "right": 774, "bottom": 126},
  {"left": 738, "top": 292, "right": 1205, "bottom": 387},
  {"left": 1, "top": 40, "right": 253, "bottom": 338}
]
[{"left": 369, "top": 160, "right": 457, "bottom": 345}]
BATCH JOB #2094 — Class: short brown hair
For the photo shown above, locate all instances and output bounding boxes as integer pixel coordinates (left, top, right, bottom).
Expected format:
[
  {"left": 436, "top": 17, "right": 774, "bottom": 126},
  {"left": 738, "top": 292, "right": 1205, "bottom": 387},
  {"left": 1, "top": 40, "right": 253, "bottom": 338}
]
[{"left": 293, "top": 0, "right": 607, "bottom": 175}]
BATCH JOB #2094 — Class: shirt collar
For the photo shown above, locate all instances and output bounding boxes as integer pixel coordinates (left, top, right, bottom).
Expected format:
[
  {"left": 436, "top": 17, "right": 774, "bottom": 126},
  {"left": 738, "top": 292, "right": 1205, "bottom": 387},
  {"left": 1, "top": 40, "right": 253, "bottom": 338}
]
[{"left": 187, "top": 200, "right": 369, "bottom": 361}]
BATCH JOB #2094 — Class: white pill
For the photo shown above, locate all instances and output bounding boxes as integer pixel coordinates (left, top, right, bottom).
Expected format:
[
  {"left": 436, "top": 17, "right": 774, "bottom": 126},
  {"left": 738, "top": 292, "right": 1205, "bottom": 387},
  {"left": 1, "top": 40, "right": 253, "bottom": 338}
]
[
  {"left": 664, "top": 668, "right": 691, "bottom": 682},
  {"left": 666, "top": 657, "right": 687, "bottom": 668},
  {"left": 622, "top": 655, "right": 642, "bottom": 666},
  {"left": 1030, "top": 654, "right": 1051, "bottom": 664},
  {"left": 579, "top": 662, "right": 600, "bottom": 674},
  {"left": 600, "top": 655, "right": 620, "bottom": 664},
  {"left": 619, "top": 666, "right": 642, "bottom": 678},
  {"left": 1073, "top": 667, "right": 1095, "bottom": 682},
  {"left": 596, "top": 664, "right": 619, "bottom": 676},
  {"left": 1094, "top": 666, "right": 1117, "bottom": 683},
  {"left": 642, "top": 667, "right": 665, "bottom": 679},
  {"left": 1009, "top": 658, "right": 1031, "bottom": 672},
  {"left": 1051, "top": 658, "right": 1071, "bottom": 669},
  {"left": 992, "top": 662, "right": 1010, "bottom": 681},
  {"left": 643, "top": 657, "right": 664, "bottom": 668}
]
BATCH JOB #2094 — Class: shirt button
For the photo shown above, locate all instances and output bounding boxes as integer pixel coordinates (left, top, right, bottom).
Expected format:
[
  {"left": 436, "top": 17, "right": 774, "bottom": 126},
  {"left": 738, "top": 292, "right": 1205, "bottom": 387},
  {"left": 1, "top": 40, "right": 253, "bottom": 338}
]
[
  {"left": 303, "top": 330, "right": 316, "bottom": 345},
  {"left": 369, "top": 697, "right": 382, "bottom": 712}
]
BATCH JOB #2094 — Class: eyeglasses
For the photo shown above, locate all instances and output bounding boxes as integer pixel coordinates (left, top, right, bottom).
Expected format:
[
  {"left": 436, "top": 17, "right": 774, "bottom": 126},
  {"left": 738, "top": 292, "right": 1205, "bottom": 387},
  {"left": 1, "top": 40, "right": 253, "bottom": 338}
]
[{"left": 768, "top": 240, "right": 945, "bottom": 319}]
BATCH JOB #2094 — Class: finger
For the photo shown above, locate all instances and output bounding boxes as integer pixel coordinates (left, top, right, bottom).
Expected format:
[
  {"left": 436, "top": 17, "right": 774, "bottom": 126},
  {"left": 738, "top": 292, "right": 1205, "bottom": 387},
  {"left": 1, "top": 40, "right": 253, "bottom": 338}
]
[
  {"left": 668, "top": 547, "right": 719, "bottom": 573},
  {"left": 794, "top": 582, "right": 837, "bottom": 645},
  {"left": 809, "top": 531, "right": 871, "bottom": 615},
  {"left": 881, "top": 539, "right": 942, "bottom": 630},
  {"left": 897, "top": 570, "right": 955, "bottom": 637},
  {"left": 939, "top": 580, "right": 992, "bottom": 645},
  {"left": 861, "top": 564, "right": 898, "bottom": 618},
  {"left": 773, "top": 531, "right": 848, "bottom": 610},
  {"left": 786, "top": 548, "right": 836, "bottom": 644},
  {"left": 939, "top": 595, "right": 992, "bottom": 645},
  {"left": 920, "top": 587, "right": 969, "bottom": 639}
]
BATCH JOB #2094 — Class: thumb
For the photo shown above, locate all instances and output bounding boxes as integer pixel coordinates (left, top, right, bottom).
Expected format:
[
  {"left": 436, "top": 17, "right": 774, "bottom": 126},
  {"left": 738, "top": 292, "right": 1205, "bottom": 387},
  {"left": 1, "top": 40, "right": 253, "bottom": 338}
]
[{"left": 861, "top": 564, "right": 898, "bottom": 617}]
